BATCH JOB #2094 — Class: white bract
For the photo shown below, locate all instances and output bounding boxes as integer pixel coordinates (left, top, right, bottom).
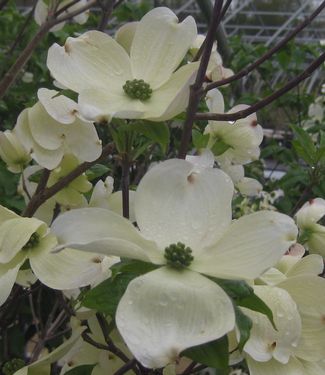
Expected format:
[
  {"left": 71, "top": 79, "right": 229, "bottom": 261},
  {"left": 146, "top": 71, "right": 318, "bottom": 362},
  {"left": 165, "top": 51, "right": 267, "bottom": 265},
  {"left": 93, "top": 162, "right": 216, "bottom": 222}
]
[
  {"left": 0, "top": 205, "right": 115, "bottom": 306},
  {"left": 189, "top": 35, "right": 234, "bottom": 83},
  {"left": 13, "top": 325, "right": 84, "bottom": 375},
  {"left": 295, "top": 198, "right": 325, "bottom": 257},
  {"left": 186, "top": 149, "right": 262, "bottom": 196},
  {"left": 51, "top": 158, "right": 297, "bottom": 368},
  {"left": 89, "top": 176, "right": 136, "bottom": 222},
  {"left": 244, "top": 247, "right": 325, "bottom": 374},
  {"left": 15, "top": 88, "right": 101, "bottom": 170},
  {"left": 59, "top": 316, "right": 130, "bottom": 375},
  {"left": 47, "top": 7, "right": 199, "bottom": 122},
  {"left": 218, "top": 159, "right": 262, "bottom": 196},
  {"left": 0, "top": 129, "right": 30, "bottom": 173},
  {"left": 205, "top": 89, "right": 263, "bottom": 165},
  {"left": 243, "top": 273, "right": 325, "bottom": 375},
  {"left": 34, "top": 0, "right": 90, "bottom": 32}
]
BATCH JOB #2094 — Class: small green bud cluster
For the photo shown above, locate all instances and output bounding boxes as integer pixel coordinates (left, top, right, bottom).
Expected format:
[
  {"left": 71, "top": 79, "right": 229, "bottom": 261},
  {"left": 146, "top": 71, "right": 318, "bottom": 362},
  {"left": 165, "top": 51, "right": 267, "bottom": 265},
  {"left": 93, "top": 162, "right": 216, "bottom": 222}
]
[
  {"left": 2, "top": 358, "right": 25, "bottom": 375},
  {"left": 22, "top": 232, "right": 40, "bottom": 250},
  {"left": 164, "top": 242, "right": 194, "bottom": 269},
  {"left": 123, "top": 79, "right": 152, "bottom": 101}
]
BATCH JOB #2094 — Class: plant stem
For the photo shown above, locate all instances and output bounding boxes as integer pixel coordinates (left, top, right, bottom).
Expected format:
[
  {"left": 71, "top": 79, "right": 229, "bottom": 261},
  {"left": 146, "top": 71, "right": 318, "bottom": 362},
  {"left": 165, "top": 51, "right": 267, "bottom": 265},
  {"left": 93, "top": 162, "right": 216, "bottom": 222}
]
[
  {"left": 203, "top": 0, "right": 325, "bottom": 92},
  {"left": 178, "top": 0, "right": 224, "bottom": 159},
  {"left": 22, "top": 143, "right": 114, "bottom": 218},
  {"left": 121, "top": 154, "right": 130, "bottom": 219},
  {"left": 195, "top": 51, "right": 325, "bottom": 121}
]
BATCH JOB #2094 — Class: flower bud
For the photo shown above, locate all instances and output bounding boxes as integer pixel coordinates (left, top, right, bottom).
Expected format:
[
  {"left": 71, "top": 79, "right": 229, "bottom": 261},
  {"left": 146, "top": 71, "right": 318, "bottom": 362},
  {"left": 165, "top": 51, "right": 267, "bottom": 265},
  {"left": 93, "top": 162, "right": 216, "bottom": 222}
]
[{"left": 0, "top": 130, "right": 30, "bottom": 173}]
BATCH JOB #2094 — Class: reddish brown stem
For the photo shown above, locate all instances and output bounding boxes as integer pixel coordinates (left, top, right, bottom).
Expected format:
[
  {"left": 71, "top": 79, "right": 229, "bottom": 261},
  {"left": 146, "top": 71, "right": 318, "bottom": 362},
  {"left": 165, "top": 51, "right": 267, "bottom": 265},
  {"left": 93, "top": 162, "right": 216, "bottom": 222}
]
[
  {"left": 203, "top": 0, "right": 325, "bottom": 92},
  {"left": 195, "top": 51, "right": 325, "bottom": 122}
]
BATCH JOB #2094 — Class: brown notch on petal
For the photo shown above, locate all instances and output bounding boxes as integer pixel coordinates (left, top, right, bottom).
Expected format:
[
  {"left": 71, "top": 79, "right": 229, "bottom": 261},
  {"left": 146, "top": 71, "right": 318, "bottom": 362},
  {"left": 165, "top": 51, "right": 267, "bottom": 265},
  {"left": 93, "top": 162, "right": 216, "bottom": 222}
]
[
  {"left": 187, "top": 172, "right": 197, "bottom": 184},
  {"left": 64, "top": 43, "right": 71, "bottom": 54}
]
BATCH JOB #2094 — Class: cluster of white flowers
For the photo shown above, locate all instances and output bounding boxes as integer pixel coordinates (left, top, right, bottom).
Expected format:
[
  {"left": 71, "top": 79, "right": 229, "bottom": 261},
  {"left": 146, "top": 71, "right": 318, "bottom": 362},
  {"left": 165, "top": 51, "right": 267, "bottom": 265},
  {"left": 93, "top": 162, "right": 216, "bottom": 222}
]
[{"left": 0, "top": 6, "right": 324, "bottom": 375}]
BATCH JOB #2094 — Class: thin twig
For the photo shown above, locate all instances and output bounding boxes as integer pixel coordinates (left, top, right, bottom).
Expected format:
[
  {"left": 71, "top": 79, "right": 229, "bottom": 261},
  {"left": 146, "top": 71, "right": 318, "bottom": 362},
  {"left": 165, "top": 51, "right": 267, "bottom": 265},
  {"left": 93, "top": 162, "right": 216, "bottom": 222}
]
[
  {"left": 35, "top": 168, "right": 50, "bottom": 195},
  {"left": 22, "top": 143, "right": 114, "bottom": 218},
  {"left": 0, "top": 23, "right": 50, "bottom": 100},
  {"left": 182, "top": 361, "right": 197, "bottom": 375},
  {"left": 81, "top": 331, "right": 111, "bottom": 351},
  {"left": 28, "top": 294, "right": 40, "bottom": 335},
  {"left": 95, "top": 313, "right": 133, "bottom": 365},
  {"left": 0, "top": 0, "right": 97, "bottom": 100},
  {"left": 114, "top": 359, "right": 138, "bottom": 375},
  {"left": 193, "top": 0, "right": 232, "bottom": 62},
  {"left": 97, "top": 0, "right": 114, "bottom": 31},
  {"left": 178, "top": 0, "right": 224, "bottom": 159},
  {"left": 54, "top": 0, "right": 97, "bottom": 24},
  {"left": 195, "top": 51, "right": 325, "bottom": 121},
  {"left": 121, "top": 154, "right": 130, "bottom": 219},
  {"left": 54, "top": 0, "right": 81, "bottom": 17},
  {"left": 7, "top": 1, "right": 37, "bottom": 56},
  {"left": 203, "top": 0, "right": 325, "bottom": 92}
]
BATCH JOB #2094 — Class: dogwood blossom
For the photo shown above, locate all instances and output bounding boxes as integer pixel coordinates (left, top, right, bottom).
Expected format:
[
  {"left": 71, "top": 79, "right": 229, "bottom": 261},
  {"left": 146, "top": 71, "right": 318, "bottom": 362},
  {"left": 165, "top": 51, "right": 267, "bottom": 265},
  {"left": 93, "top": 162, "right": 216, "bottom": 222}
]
[
  {"left": 240, "top": 245, "right": 325, "bottom": 374},
  {"left": 59, "top": 316, "right": 130, "bottom": 375},
  {"left": 242, "top": 275, "right": 325, "bottom": 375},
  {"left": 47, "top": 8, "right": 199, "bottom": 121},
  {"left": 186, "top": 149, "right": 262, "bottom": 196},
  {"left": 205, "top": 89, "right": 263, "bottom": 164},
  {"left": 0, "top": 130, "right": 30, "bottom": 173},
  {"left": 15, "top": 88, "right": 101, "bottom": 170},
  {"left": 34, "top": 0, "right": 90, "bottom": 32},
  {"left": 51, "top": 158, "right": 297, "bottom": 368},
  {"left": 0, "top": 205, "right": 115, "bottom": 306},
  {"left": 295, "top": 198, "right": 325, "bottom": 257},
  {"left": 189, "top": 35, "right": 234, "bottom": 82}
]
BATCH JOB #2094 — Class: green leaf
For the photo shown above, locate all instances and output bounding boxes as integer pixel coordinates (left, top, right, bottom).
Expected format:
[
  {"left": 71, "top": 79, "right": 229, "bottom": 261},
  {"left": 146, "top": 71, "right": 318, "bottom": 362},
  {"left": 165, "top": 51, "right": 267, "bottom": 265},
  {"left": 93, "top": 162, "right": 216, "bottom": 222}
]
[
  {"left": 234, "top": 306, "right": 252, "bottom": 351},
  {"left": 237, "top": 293, "right": 276, "bottom": 330},
  {"left": 292, "top": 140, "right": 314, "bottom": 166},
  {"left": 316, "top": 131, "right": 325, "bottom": 164},
  {"left": 181, "top": 335, "right": 229, "bottom": 373},
  {"left": 192, "top": 129, "right": 209, "bottom": 149},
  {"left": 132, "top": 121, "right": 170, "bottom": 152},
  {"left": 131, "top": 140, "right": 152, "bottom": 161},
  {"left": 65, "top": 364, "right": 97, "bottom": 375},
  {"left": 212, "top": 278, "right": 254, "bottom": 300},
  {"left": 81, "top": 273, "right": 137, "bottom": 316},
  {"left": 211, "top": 140, "right": 232, "bottom": 156},
  {"left": 211, "top": 277, "right": 275, "bottom": 330},
  {"left": 27, "top": 169, "right": 43, "bottom": 183},
  {"left": 291, "top": 124, "right": 317, "bottom": 165},
  {"left": 85, "top": 164, "right": 110, "bottom": 181},
  {"left": 111, "top": 259, "right": 159, "bottom": 276}
]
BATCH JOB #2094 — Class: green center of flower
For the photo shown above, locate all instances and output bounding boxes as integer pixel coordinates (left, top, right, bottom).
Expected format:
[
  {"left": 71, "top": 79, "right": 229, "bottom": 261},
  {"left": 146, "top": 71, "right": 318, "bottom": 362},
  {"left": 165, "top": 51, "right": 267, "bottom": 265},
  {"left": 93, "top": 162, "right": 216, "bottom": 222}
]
[
  {"left": 164, "top": 242, "right": 194, "bottom": 269},
  {"left": 123, "top": 79, "right": 152, "bottom": 101},
  {"left": 22, "top": 232, "right": 40, "bottom": 250}
]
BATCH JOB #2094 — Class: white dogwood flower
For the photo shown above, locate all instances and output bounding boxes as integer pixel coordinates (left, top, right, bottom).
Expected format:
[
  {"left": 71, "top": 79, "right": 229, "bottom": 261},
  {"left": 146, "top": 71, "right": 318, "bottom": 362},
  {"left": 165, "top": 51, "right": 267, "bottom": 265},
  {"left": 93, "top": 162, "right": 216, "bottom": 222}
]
[
  {"left": 51, "top": 159, "right": 297, "bottom": 368},
  {"left": 205, "top": 89, "right": 263, "bottom": 164},
  {"left": 15, "top": 88, "right": 101, "bottom": 170},
  {"left": 243, "top": 273, "right": 325, "bottom": 375},
  {"left": 0, "top": 205, "right": 114, "bottom": 306},
  {"left": 47, "top": 8, "right": 199, "bottom": 122},
  {"left": 34, "top": 0, "right": 89, "bottom": 32},
  {"left": 0, "top": 130, "right": 30, "bottom": 173}
]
